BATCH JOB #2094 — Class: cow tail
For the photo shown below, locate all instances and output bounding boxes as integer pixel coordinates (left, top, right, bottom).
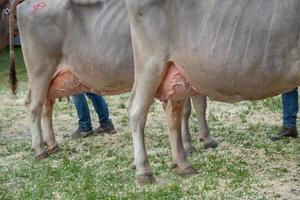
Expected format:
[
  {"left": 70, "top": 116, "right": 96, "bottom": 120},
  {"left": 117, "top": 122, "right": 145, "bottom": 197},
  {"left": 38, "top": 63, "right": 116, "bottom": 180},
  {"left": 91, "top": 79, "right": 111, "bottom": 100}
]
[{"left": 8, "top": 0, "right": 22, "bottom": 95}]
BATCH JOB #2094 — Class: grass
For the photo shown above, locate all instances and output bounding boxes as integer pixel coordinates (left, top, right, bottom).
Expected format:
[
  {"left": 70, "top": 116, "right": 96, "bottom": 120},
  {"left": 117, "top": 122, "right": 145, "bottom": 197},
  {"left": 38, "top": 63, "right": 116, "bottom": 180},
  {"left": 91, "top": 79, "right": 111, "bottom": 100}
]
[{"left": 0, "top": 47, "right": 299, "bottom": 199}]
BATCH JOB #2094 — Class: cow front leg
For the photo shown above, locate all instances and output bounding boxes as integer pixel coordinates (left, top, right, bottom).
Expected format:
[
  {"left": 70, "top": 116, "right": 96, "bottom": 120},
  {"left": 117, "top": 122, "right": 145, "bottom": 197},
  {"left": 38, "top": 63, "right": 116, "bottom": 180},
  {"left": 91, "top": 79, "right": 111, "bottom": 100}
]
[
  {"left": 164, "top": 99, "right": 198, "bottom": 176},
  {"left": 42, "top": 100, "right": 60, "bottom": 154},
  {"left": 191, "top": 95, "right": 218, "bottom": 149},
  {"left": 181, "top": 98, "right": 196, "bottom": 155}
]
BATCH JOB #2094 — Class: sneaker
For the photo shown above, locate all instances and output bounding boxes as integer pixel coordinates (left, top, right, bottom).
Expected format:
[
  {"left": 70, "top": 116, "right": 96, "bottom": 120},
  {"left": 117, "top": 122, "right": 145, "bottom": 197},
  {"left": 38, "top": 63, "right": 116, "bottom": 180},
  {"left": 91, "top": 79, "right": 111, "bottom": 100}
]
[
  {"left": 94, "top": 122, "right": 116, "bottom": 134},
  {"left": 63, "top": 128, "right": 94, "bottom": 139},
  {"left": 271, "top": 127, "right": 298, "bottom": 141}
]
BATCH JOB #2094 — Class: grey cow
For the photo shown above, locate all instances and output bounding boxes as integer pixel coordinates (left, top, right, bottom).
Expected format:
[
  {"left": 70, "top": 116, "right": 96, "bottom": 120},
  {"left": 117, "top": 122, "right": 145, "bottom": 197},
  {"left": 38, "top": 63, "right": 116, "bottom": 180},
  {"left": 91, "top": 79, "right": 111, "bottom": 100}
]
[
  {"left": 125, "top": 0, "right": 300, "bottom": 184},
  {"left": 5, "top": 0, "right": 217, "bottom": 163}
]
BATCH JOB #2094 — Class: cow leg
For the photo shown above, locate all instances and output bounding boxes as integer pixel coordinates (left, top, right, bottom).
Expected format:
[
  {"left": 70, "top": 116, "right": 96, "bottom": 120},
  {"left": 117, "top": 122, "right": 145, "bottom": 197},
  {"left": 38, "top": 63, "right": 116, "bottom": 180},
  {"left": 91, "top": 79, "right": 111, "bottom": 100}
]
[
  {"left": 27, "top": 89, "right": 48, "bottom": 160},
  {"left": 164, "top": 99, "right": 198, "bottom": 176},
  {"left": 126, "top": 1, "right": 174, "bottom": 184},
  {"left": 181, "top": 98, "right": 196, "bottom": 155},
  {"left": 127, "top": 59, "right": 167, "bottom": 185},
  {"left": 128, "top": 89, "right": 154, "bottom": 185},
  {"left": 25, "top": 66, "right": 54, "bottom": 159},
  {"left": 42, "top": 100, "right": 60, "bottom": 154},
  {"left": 191, "top": 95, "right": 218, "bottom": 149}
]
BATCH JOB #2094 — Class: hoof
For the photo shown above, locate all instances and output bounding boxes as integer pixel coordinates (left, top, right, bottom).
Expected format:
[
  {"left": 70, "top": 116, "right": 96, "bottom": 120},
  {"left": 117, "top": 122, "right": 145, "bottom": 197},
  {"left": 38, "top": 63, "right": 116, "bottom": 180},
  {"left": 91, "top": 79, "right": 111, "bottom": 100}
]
[
  {"left": 184, "top": 146, "right": 197, "bottom": 156},
  {"left": 204, "top": 140, "right": 218, "bottom": 149},
  {"left": 35, "top": 149, "right": 49, "bottom": 160},
  {"left": 48, "top": 144, "right": 60, "bottom": 155},
  {"left": 176, "top": 165, "right": 198, "bottom": 177},
  {"left": 136, "top": 172, "right": 156, "bottom": 185},
  {"left": 131, "top": 163, "right": 136, "bottom": 170}
]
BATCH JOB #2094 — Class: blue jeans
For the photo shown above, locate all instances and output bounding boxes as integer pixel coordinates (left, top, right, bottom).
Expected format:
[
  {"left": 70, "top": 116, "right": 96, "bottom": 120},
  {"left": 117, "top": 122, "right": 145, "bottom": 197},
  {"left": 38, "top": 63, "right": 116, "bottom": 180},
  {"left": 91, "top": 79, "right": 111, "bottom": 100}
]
[
  {"left": 282, "top": 88, "right": 298, "bottom": 128},
  {"left": 72, "top": 93, "right": 111, "bottom": 131}
]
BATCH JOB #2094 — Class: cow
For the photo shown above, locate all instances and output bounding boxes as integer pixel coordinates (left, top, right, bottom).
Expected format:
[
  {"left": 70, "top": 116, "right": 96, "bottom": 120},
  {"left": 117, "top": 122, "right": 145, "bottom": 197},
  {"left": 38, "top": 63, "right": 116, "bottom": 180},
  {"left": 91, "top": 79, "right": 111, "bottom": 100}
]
[
  {"left": 124, "top": 0, "right": 300, "bottom": 184},
  {"left": 0, "top": 0, "right": 21, "bottom": 92},
  {"left": 0, "top": 0, "right": 10, "bottom": 56},
  {"left": 7, "top": 0, "right": 217, "bottom": 172}
]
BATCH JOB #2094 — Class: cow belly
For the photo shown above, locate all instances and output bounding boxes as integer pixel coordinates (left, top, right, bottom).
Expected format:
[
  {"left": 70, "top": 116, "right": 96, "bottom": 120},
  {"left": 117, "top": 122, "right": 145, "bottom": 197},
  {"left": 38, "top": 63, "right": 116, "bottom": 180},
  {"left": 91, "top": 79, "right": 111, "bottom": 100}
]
[
  {"left": 156, "top": 63, "right": 197, "bottom": 101},
  {"left": 47, "top": 70, "right": 91, "bottom": 99}
]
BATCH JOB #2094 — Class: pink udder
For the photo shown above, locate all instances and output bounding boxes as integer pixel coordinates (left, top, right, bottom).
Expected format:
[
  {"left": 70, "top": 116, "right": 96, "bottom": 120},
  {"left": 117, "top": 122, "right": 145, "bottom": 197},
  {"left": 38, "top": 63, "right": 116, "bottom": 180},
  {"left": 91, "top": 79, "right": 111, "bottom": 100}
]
[
  {"left": 47, "top": 70, "right": 91, "bottom": 99},
  {"left": 156, "top": 63, "right": 197, "bottom": 101}
]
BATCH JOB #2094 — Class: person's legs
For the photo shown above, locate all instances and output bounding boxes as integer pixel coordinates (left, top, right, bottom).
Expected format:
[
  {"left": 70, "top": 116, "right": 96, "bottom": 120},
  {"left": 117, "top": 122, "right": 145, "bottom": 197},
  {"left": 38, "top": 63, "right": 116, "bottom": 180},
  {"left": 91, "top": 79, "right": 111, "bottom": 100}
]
[
  {"left": 282, "top": 88, "right": 298, "bottom": 128},
  {"left": 69, "top": 93, "right": 93, "bottom": 138},
  {"left": 272, "top": 88, "right": 298, "bottom": 141},
  {"left": 85, "top": 93, "right": 116, "bottom": 134}
]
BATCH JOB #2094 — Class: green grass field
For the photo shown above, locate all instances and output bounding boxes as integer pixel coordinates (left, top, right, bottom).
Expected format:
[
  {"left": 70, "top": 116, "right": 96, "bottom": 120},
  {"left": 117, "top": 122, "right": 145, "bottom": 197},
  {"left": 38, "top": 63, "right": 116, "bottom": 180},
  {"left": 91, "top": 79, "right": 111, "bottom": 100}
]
[{"left": 0, "top": 48, "right": 299, "bottom": 199}]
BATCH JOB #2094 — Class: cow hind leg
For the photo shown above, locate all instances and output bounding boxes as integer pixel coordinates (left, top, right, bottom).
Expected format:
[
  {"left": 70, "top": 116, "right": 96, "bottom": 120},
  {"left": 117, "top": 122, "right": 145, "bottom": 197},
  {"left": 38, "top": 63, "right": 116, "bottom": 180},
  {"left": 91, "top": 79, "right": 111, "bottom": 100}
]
[
  {"left": 26, "top": 70, "right": 55, "bottom": 159},
  {"left": 42, "top": 100, "right": 60, "bottom": 154},
  {"left": 27, "top": 90, "right": 48, "bottom": 160},
  {"left": 128, "top": 88, "right": 155, "bottom": 185},
  {"left": 127, "top": 58, "right": 168, "bottom": 185},
  {"left": 164, "top": 99, "right": 198, "bottom": 176},
  {"left": 181, "top": 98, "right": 197, "bottom": 155},
  {"left": 191, "top": 95, "right": 218, "bottom": 149}
]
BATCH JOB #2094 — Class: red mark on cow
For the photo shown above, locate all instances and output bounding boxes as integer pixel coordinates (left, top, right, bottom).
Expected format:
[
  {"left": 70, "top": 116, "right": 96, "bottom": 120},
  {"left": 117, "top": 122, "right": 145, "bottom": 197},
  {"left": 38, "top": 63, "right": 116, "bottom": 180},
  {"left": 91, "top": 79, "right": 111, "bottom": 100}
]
[{"left": 32, "top": 2, "right": 47, "bottom": 10}]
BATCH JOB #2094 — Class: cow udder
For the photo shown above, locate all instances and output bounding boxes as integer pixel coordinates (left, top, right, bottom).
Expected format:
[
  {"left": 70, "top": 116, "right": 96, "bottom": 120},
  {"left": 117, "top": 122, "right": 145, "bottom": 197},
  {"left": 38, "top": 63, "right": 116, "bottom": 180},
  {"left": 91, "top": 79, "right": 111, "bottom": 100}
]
[
  {"left": 156, "top": 63, "right": 197, "bottom": 101},
  {"left": 47, "top": 70, "right": 91, "bottom": 99}
]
